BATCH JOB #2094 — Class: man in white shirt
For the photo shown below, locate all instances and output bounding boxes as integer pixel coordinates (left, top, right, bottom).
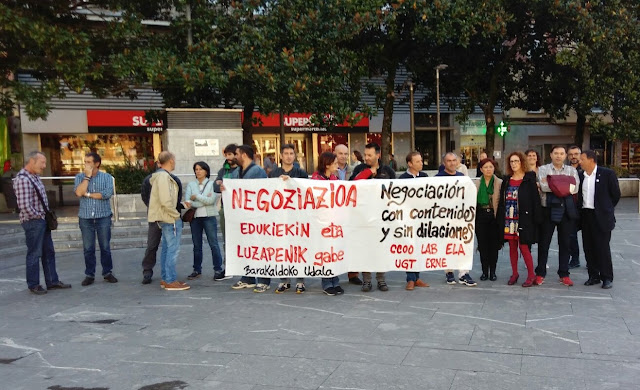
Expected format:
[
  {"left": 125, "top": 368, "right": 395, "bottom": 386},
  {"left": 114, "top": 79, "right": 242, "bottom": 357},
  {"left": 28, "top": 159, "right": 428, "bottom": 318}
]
[{"left": 578, "top": 150, "right": 620, "bottom": 289}]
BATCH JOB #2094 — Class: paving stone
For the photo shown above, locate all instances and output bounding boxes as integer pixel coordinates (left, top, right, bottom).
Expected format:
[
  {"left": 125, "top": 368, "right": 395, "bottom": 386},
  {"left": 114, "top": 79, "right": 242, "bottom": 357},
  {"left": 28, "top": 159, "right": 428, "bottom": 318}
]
[
  {"left": 319, "top": 361, "right": 456, "bottom": 390},
  {"left": 521, "top": 355, "right": 640, "bottom": 384},
  {"left": 204, "top": 355, "right": 340, "bottom": 389},
  {"left": 402, "top": 346, "right": 522, "bottom": 374}
]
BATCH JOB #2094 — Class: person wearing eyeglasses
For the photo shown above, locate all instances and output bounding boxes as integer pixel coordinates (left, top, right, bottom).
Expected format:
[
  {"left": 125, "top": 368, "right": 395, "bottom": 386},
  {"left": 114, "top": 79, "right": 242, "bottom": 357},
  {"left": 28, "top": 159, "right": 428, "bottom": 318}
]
[{"left": 497, "top": 152, "right": 542, "bottom": 287}]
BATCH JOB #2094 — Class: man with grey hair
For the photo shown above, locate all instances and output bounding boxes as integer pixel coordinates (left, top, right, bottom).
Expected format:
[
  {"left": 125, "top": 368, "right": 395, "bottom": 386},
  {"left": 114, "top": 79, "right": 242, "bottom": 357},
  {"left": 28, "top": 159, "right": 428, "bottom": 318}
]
[
  {"left": 148, "top": 151, "right": 189, "bottom": 291},
  {"left": 14, "top": 151, "right": 71, "bottom": 294},
  {"left": 436, "top": 152, "right": 477, "bottom": 286},
  {"left": 334, "top": 144, "right": 353, "bottom": 181}
]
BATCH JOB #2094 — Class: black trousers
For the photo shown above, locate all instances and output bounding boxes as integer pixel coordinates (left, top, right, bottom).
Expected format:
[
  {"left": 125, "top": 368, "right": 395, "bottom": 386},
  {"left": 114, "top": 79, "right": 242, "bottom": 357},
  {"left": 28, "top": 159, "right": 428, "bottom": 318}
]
[
  {"left": 142, "top": 222, "right": 163, "bottom": 276},
  {"left": 475, "top": 207, "right": 499, "bottom": 274},
  {"left": 536, "top": 207, "right": 573, "bottom": 278},
  {"left": 581, "top": 209, "right": 614, "bottom": 281}
]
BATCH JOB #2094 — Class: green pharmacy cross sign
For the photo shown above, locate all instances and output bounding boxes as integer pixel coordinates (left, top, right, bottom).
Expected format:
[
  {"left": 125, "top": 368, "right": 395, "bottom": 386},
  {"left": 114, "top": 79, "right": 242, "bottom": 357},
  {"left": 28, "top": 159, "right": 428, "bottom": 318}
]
[{"left": 496, "top": 121, "right": 508, "bottom": 137}]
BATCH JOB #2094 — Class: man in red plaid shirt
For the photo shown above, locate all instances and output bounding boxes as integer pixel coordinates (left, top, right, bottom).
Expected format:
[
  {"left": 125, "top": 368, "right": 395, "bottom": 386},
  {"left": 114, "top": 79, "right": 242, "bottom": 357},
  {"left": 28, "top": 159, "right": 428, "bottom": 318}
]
[{"left": 14, "top": 151, "right": 71, "bottom": 295}]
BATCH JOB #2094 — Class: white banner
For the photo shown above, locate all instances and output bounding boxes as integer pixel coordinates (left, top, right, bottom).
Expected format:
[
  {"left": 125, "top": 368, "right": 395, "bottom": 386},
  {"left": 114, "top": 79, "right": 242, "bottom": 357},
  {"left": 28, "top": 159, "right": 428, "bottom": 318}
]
[{"left": 222, "top": 176, "right": 477, "bottom": 278}]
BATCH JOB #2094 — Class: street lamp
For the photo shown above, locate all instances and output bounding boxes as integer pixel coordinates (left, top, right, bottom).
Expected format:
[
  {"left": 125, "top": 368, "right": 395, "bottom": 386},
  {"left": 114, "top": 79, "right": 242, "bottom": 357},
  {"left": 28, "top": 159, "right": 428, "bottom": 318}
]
[
  {"left": 409, "top": 81, "right": 415, "bottom": 151},
  {"left": 435, "top": 64, "right": 448, "bottom": 159}
]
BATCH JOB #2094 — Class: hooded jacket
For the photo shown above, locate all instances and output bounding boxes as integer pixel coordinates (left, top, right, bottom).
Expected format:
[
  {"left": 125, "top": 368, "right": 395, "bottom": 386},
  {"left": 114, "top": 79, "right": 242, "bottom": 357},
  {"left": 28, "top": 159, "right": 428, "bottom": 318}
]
[{"left": 147, "top": 169, "right": 180, "bottom": 224}]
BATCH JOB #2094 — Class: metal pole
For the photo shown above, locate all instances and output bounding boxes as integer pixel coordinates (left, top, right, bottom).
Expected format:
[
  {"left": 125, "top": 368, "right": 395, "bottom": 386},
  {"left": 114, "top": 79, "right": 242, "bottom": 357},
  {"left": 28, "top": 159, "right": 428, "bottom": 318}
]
[
  {"left": 112, "top": 176, "right": 119, "bottom": 223},
  {"left": 436, "top": 68, "right": 441, "bottom": 157},
  {"left": 409, "top": 82, "right": 415, "bottom": 151}
]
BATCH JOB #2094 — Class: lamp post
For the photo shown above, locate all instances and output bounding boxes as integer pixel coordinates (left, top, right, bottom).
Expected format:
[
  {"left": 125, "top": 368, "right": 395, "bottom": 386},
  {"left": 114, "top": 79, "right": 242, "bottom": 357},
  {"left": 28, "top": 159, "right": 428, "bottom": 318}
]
[
  {"left": 435, "top": 64, "right": 448, "bottom": 158},
  {"left": 409, "top": 81, "right": 415, "bottom": 151}
]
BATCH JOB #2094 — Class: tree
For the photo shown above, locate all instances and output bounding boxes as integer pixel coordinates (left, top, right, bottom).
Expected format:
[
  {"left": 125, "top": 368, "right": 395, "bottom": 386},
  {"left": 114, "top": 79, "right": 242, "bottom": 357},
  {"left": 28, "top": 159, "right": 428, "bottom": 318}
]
[
  {"left": 0, "top": 0, "right": 169, "bottom": 119},
  {"left": 417, "top": 0, "right": 578, "bottom": 158},
  {"left": 136, "top": 1, "right": 371, "bottom": 145},
  {"left": 355, "top": 1, "right": 505, "bottom": 163}
]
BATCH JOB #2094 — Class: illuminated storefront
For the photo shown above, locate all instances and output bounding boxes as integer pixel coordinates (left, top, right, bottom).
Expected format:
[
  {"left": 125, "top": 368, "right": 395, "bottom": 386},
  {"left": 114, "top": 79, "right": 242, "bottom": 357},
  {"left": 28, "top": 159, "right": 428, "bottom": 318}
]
[
  {"left": 21, "top": 109, "right": 164, "bottom": 176},
  {"left": 244, "top": 113, "right": 369, "bottom": 172}
]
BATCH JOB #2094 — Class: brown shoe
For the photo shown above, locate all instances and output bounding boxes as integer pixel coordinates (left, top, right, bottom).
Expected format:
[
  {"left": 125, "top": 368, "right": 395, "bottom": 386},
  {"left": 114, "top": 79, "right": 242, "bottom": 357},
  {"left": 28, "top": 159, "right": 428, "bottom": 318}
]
[
  {"left": 415, "top": 279, "right": 430, "bottom": 287},
  {"left": 160, "top": 280, "right": 167, "bottom": 289},
  {"left": 405, "top": 281, "right": 415, "bottom": 290},
  {"left": 164, "top": 281, "right": 190, "bottom": 291}
]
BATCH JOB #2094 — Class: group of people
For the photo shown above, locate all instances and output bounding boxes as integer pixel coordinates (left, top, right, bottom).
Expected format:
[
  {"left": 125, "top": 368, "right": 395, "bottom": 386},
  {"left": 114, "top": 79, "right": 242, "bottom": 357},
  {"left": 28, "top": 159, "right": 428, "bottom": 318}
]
[
  {"left": 474, "top": 145, "right": 620, "bottom": 289},
  {"left": 14, "top": 141, "right": 620, "bottom": 296}
]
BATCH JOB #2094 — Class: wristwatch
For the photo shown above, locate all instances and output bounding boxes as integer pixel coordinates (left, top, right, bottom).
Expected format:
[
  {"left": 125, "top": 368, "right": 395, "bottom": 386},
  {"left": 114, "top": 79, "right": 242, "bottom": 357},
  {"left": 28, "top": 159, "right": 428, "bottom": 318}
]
[{"left": 85, "top": 192, "right": 91, "bottom": 198}]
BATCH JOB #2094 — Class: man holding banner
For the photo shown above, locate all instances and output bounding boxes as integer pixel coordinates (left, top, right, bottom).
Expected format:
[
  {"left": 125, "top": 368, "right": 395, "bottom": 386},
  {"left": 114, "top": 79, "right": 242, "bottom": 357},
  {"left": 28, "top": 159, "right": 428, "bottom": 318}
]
[
  {"left": 350, "top": 142, "right": 396, "bottom": 292},
  {"left": 269, "top": 144, "right": 309, "bottom": 294},
  {"left": 227, "top": 145, "right": 270, "bottom": 293},
  {"left": 436, "top": 152, "right": 477, "bottom": 287},
  {"left": 398, "top": 151, "right": 430, "bottom": 291}
]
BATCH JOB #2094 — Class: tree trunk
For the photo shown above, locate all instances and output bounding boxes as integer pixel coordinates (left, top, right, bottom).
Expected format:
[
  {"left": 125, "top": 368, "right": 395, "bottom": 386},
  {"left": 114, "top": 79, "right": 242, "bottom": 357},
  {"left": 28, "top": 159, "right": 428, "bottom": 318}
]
[
  {"left": 575, "top": 112, "right": 586, "bottom": 149},
  {"left": 381, "top": 68, "right": 396, "bottom": 165},
  {"left": 242, "top": 103, "right": 255, "bottom": 146},
  {"left": 484, "top": 110, "right": 496, "bottom": 159},
  {"left": 279, "top": 109, "right": 286, "bottom": 148}
]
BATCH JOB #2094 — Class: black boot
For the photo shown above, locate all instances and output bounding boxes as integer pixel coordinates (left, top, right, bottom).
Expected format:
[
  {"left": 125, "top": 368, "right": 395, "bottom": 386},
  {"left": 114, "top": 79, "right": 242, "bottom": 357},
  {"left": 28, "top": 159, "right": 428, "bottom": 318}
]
[{"left": 489, "top": 265, "right": 497, "bottom": 281}]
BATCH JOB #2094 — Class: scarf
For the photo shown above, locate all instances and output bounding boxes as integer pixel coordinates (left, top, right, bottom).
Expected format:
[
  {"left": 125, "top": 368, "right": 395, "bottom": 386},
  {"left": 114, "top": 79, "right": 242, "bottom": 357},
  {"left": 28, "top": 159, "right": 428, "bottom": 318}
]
[{"left": 477, "top": 175, "right": 494, "bottom": 206}]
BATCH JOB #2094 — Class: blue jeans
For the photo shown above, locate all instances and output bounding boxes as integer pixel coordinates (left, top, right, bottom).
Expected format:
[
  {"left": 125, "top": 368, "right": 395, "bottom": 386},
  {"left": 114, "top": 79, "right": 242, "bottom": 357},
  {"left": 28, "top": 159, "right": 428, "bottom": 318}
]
[
  {"left": 160, "top": 219, "right": 183, "bottom": 283},
  {"left": 190, "top": 216, "right": 223, "bottom": 273},
  {"left": 79, "top": 216, "right": 113, "bottom": 278},
  {"left": 22, "top": 219, "right": 59, "bottom": 289},
  {"left": 321, "top": 276, "right": 340, "bottom": 290},
  {"left": 406, "top": 272, "right": 420, "bottom": 282}
]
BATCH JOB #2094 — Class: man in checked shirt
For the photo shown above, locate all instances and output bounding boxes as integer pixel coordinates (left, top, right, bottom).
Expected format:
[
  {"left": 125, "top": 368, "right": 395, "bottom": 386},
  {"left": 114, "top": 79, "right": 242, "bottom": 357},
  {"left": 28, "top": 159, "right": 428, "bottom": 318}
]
[
  {"left": 14, "top": 151, "right": 71, "bottom": 295},
  {"left": 74, "top": 152, "right": 118, "bottom": 286}
]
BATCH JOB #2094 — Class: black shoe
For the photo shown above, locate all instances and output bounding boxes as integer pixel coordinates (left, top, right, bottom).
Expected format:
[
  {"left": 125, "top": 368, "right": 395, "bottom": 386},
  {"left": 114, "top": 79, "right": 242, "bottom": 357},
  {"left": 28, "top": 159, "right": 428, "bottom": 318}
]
[
  {"left": 47, "top": 281, "right": 71, "bottom": 289},
  {"left": 323, "top": 287, "right": 337, "bottom": 296},
  {"left": 213, "top": 271, "right": 231, "bottom": 281},
  {"left": 349, "top": 276, "right": 363, "bottom": 285},
  {"left": 103, "top": 274, "right": 118, "bottom": 283},
  {"left": 584, "top": 278, "right": 601, "bottom": 286},
  {"left": 361, "top": 281, "right": 372, "bottom": 292},
  {"left": 29, "top": 285, "right": 47, "bottom": 295},
  {"left": 377, "top": 281, "right": 389, "bottom": 291},
  {"left": 489, "top": 273, "right": 497, "bottom": 281},
  {"left": 334, "top": 286, "right": 344, "bottom": 295},
  {"left": 480, "top": 273, "right": 488, "bottom": 281},
  {"left": 568, "top": 260, "right": 580, "bottom": 269},
  {"left": 187, "top": 271, "right": 202, "bottom": 280},
  {"left": 142, "top": 274, "right": 152, "bottom": 284},
  {"left": 81, "top": 277, "right": 95, "bottom": 286},
  {"left": 602, "top": 280, "right": 613, "bottom": 289}
]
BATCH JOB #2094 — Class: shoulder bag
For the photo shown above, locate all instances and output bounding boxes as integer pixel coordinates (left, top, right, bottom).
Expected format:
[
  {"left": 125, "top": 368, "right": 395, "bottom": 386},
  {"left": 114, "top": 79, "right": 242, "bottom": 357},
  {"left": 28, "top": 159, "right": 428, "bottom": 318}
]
[
  {"left": 182, "top": 180, "right": 209, "bottom": 223},
  {"left": 22, "top": 174, "right": 58, "bottom": 230}
]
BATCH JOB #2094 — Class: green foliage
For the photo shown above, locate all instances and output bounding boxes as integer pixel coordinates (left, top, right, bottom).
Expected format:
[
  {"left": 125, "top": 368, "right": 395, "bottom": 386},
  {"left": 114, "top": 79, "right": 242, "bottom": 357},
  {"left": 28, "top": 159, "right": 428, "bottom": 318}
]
[
  {"left": 106, "top": 162, "right": 155, "bottom": 195},
  {"left": 606, "top": 165, "right": 631, "bottom": 179}
]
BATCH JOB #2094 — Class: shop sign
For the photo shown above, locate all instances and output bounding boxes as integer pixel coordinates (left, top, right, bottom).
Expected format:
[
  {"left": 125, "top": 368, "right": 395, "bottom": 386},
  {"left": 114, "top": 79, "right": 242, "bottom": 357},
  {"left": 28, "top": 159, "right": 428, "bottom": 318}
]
[
  {"left": 460, "top": 119, "right": 487, "bottom": 135},
  {"left": 194, "top": 139, "right": 220, "bottom": 156},
  {"left": 87, "top": 110, "right": 165, "bottom": 133},
  {"left": 244, "top": 112, "right": 369, "bottom": 133}
]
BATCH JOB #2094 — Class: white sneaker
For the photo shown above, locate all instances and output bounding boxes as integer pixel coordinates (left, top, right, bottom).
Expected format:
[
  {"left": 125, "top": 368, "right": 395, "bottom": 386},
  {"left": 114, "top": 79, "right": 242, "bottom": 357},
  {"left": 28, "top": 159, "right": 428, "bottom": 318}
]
[{"left": 231, "top": 281, "right": 256, "bottom": 289}]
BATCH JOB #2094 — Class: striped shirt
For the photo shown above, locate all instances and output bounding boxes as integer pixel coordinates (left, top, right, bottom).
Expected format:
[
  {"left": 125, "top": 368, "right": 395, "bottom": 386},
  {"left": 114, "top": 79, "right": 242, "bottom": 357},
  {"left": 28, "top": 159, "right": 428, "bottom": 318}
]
[
  {"left": 14, "top": 168, "right": 48, "bottom": 223},
  {"left": 74, "top": 171, "right": 114, "bottom": 219}
]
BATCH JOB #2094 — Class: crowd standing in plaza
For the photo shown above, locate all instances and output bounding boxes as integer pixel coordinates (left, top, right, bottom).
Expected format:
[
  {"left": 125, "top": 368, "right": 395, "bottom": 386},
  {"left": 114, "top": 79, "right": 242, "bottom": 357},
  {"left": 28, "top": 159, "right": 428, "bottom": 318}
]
[{"left": 14, "top": 142, "right": 621, "bottom": 295}]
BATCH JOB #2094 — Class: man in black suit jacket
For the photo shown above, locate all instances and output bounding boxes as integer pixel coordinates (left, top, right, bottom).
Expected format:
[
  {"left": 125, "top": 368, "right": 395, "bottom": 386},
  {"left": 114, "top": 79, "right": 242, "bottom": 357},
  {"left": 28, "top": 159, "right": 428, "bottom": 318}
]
[{"left": 578, "top": 150, "right": 621, "bottom": 289}]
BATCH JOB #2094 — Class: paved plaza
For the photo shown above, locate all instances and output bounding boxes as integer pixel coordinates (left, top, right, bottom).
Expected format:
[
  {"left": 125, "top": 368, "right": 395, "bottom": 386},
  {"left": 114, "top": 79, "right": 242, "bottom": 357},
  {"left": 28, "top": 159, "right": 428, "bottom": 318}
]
[{"left": 1, "top": 198, "right": 639, "bottom": 390}]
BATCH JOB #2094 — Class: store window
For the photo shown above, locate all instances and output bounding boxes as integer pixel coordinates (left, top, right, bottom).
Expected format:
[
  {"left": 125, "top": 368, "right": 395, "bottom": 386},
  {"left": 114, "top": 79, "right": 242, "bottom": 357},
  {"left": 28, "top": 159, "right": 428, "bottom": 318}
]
[
  {"left": 42, "top": 134, "right": 155, "bottom": 176},
  {"left": 317, "top": 134, "right": 348, "bottom": 154},
  {"left": 366, "top": 133, "right": 382, "bottom": 146}
]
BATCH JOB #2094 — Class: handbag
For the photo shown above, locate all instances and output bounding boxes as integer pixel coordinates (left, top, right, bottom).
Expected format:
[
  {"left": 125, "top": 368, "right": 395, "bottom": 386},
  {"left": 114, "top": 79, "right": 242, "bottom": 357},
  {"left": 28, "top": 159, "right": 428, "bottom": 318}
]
[
  {"left": 182, "top": 180, "right": 209, "bottom": 223},
  {"left": 21, "top": 174, "right": 58, "bottom": 230},
  {"left": 182, "top": 208, "right": 196, "bottom": 223}
]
